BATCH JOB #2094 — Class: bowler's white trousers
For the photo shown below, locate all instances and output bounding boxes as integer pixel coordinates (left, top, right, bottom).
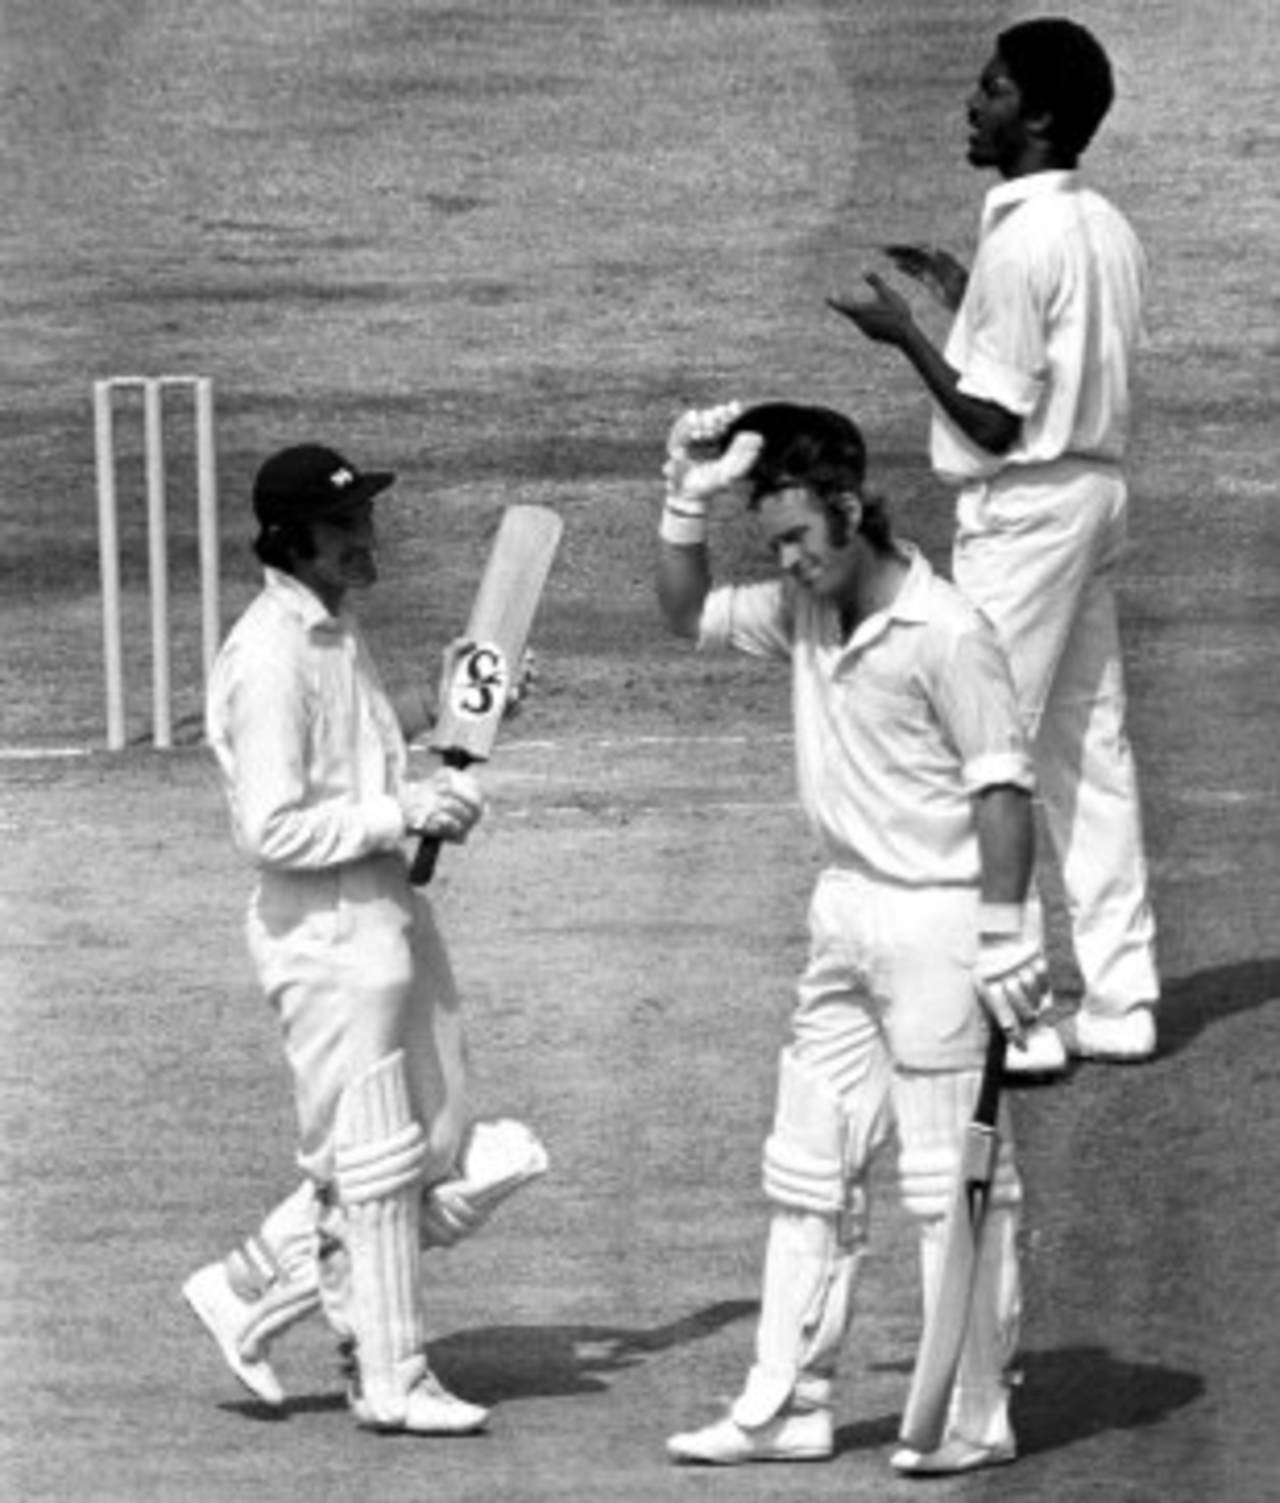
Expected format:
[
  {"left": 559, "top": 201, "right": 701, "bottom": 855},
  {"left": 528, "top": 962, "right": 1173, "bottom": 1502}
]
[
  {"left": 247, "top": 851, "right": 468, "bottom": 1185},
  {"left": 952, "top": 460, "right": 1159, "bottom": 1016}
]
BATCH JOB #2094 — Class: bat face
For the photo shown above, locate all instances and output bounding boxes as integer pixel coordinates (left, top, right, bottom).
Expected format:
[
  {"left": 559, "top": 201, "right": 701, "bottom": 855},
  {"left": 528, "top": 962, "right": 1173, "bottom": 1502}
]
[
  {"left": 410, "top": 504, "right": 563, "bottom": 884},
  {"left": 436, "top": 640, "right": 515, "bottom": 760},
  {"left": 429, "top": 504, "right": 562, "bottom": 765}
]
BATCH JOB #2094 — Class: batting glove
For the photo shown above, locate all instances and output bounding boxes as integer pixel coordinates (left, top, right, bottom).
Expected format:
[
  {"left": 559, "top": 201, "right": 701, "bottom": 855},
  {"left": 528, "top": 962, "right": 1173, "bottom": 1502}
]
[
  {"left": 660, "top": 402, "right": 763, "bottom": 545},
  {"left": 399, "top": 766, "right": 485, "bottom": 842},
  {"left": 974, "top": 908, "right": 1049, "bottom": 1044},
  {"left": 503, "top": 649, "right": 536, "bottom": 722},
  {"left": 420, "top": 1119, "right": 550, "bottom": 1249}
]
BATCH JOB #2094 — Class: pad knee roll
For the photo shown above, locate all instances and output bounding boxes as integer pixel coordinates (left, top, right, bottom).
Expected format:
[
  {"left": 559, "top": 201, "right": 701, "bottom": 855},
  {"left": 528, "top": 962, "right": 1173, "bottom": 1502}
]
[
  {"left": 762, "top": 1046, "right": 851, "bottom": 1216},
  {"left": 334, "top": 1051, "right": 429, "bottom": 1205},
  {"left": 894, "top": 1068, "right": 1021, "bottom": 1220}
]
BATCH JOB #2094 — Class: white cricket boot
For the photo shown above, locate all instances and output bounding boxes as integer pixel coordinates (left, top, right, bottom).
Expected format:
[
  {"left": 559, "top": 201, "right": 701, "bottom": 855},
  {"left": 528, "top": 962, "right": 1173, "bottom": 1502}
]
[
  {"left": 891, "top": 1434, "right": 1016, "bottom": 1475},
  {"left": 182, "top": 1260, "right": 287, "bottom": 1407},
  {"left": 1061, "top": 1004, "right": 1156, "bottom": 1061},
  {"left": 667, "top": 1401, "right": 833, "bottom": 1465},
  {"left": 333, "top": 1052, "right": 489, "bottom": 1436}
]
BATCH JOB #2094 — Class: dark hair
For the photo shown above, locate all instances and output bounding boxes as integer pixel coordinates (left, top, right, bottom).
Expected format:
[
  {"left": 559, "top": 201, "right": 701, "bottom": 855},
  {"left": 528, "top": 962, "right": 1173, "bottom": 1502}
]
[
  {"left": 997, "top": 17, "right": 1114, "bottom": 163},
  {"left": 253, "top": 521, "right": 316, "bottom": 573},
  {"left": 722, "top": 401, "right": 894, "bottom": 554}
]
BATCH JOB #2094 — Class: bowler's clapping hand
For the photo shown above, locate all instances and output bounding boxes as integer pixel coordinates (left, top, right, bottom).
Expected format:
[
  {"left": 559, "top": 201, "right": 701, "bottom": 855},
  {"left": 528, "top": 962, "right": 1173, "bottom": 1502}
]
[
  {"left": 974, "top": 931, "right": 1049, "bottom": 1047},
  {"left": 881, "top": 243, "right": 969, "bottom": 311},
  {"left": 826, "top": 274, "right": 917, "bottom": 346},
  {"left": 399, "top": 767, "right": 485, "bottom": 843}
]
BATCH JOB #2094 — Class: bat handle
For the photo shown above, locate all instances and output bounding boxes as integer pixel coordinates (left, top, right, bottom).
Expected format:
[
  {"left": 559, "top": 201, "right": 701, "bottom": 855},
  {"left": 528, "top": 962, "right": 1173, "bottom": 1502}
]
[
  {"left": 407, "top": 749, "right": 473, "bottom": 888},
  {"left": 409, "top": 834, "right": 442, "bottom": 886}
]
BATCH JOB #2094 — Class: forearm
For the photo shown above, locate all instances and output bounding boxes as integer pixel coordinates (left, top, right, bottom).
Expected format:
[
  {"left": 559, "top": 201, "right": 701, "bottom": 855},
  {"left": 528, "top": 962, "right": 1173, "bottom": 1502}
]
[
  {"left": 974, "top": 785, "right": 1035, "bottom": 909},
  {"left": 656, "top": 539, "right": 711, "bottom": 640},
  {"left": 895, "top": 324, "right": 1021, "bottom": 456}
]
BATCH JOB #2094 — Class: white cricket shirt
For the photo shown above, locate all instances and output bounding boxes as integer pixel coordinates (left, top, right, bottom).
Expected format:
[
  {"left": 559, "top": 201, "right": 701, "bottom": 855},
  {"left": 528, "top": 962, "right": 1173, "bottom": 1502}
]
[
  {"left": 930, "top": 170, "right": 1147, "bottom": 485},
  {"left": 699, "top": 545, "right": 1032, "bottom": 886},
  {"left": 206, "top": 568, "right": 407, "bottom": 869}
]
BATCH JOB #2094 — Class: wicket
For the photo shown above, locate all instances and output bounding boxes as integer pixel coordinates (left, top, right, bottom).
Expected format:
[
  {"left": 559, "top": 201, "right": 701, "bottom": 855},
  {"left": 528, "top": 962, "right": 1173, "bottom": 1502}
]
[{"left": 93, "top": 375, "right": 219, "bottom": 751}]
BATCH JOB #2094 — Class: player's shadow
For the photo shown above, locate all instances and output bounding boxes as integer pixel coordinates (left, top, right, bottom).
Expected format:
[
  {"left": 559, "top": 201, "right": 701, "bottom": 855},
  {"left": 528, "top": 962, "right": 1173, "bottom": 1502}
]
[
  {"left": 1012, "top": 1346, "right": 1205, "bottom": 1456},
  {"left": 223, "top": 1299, "right": 757, "bottom": 1419},
  {"left": 430, "top": 1299, "right": 757, "bottom": 1405},
  {"left": 1153, "top": 956, "right": 1280, "bottom": 1061},
  {"left": 839, "top": 1345, "right": 1204, "bottom": 1458}
]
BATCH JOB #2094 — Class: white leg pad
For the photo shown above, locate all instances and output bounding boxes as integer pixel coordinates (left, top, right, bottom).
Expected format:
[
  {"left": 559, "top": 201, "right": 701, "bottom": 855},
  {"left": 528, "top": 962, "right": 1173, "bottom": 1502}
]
[
  {"left": 225, "top": 1182, "right": 322, "bottom": 1360},
  {"left": 762, "top": 1046, "right": 849, "bottom": 1216},
  {"left": 893, "top": 1069, "right": 1022, "bottom": 1449},
  {"left": 733, "top": 1207, "right": 865, "bottom": 1429},
  {"left": 421, "top": 1118, "right": 550, "bottom": 1249},
  {"left": 333, "top": 1050, "right": 430, "bottom": 1426},
  {"left": 736, "top": 1049, "right": 874, "bottom": 1428}
]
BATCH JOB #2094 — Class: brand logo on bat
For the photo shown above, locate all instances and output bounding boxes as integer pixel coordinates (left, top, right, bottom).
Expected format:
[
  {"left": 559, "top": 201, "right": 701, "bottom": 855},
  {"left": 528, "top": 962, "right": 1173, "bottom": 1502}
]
[{"left": 447, "top": 641, "right": 509, "bottom": 720}]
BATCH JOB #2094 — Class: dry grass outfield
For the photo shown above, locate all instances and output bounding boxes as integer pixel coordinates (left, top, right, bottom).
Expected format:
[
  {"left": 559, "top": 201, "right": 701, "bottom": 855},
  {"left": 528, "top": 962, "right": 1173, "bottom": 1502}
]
[{"left": 2, "top": 2, "right": 1278, "bottom": 1500}]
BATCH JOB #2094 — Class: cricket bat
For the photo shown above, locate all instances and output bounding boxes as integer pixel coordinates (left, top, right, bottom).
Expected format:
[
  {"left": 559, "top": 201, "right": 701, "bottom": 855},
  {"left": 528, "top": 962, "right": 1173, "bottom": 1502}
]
[
  {"left": 409, "top": 504, "right": 564, "bottom": 886},
  {"left": 898, "top": 1024, "right": 1008, "bottom": 1453}
]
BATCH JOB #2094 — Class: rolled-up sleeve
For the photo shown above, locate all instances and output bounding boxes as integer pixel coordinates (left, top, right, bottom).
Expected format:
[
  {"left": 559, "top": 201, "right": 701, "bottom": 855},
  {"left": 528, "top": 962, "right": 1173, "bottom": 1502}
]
[
  {"left": 927, "top": 624, "right": 1034, "bottom": 795},
  {"left": 953, "top": 243, "right": 1047, "bottom": 418},
  {"left": 699, "top": 581, "right": 792, "bottom": 660}
]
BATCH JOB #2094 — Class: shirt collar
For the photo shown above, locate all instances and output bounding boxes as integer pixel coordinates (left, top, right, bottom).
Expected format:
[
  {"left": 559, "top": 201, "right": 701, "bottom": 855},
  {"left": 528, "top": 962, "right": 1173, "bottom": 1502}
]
[
  {"left": 886, "top": 541, "right": 932, "bottom": 624},
  {"left": 263, "top": 566, "right": 347, "bottom": 634},
  {"left": 834, "top": 542, "right": 932, "bottom": 655},
  {"left": 981, "top": 168, "right": 1078, "bottom": 235}
]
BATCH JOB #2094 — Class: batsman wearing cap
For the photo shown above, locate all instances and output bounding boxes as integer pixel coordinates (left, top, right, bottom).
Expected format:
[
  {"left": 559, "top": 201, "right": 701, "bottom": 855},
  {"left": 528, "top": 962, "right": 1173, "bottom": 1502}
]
[
  {"left": 658, "top": 402, "right": 1043, "bottom": 1476},
  {"left": 181, "top": 444, "right": 546, "bottom": 1433}
]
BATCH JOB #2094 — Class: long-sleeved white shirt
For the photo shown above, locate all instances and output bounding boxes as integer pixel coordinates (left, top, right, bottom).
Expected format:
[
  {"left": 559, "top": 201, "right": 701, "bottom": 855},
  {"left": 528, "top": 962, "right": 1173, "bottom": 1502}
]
[
  {"left": 699, "top": 545, "right": 1033, "bottom": 887},
  {"left": 206, "top": 568, "right": 407, "bottom": 870},
  {"left": 930, "top": 170, "right": 1147, "bottom": 485}
]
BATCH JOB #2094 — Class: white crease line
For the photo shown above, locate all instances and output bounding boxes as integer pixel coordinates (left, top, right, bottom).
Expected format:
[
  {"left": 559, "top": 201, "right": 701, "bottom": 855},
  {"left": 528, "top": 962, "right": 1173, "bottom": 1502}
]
[
  {"left": 0, "top": 732, "right": 793, "bottom": 763},
  {"left": 0, "top": 747, "right": 94, "bottom": 761},
  {"left": 500, "top": 799, "right": 798, "bottom": 819},
  {"left": 494, "top": 732, "right": 794, "bottom": 753}
]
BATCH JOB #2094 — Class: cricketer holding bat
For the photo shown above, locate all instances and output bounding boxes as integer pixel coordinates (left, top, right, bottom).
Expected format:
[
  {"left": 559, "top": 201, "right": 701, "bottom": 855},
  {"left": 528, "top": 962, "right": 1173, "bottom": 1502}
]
[
  {"left": 658, "top": 402, "right": 1043, "bottom": 1476},
  {"left": 830, "top": 18, "right": 1159, "bottom": 1069},
  {"left": 181, "top": 443, "right": 546, "bottom": 1434}
]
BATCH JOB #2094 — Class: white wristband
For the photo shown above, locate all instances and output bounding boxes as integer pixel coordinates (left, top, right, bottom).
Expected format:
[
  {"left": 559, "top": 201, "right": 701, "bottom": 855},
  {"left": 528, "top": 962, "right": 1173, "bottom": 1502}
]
[
  {"left": 978, "top": 902, "right": 1024, "bottom": 937},
  {"left": 659, "top": 505, "right": 709, "bottom": 546}
]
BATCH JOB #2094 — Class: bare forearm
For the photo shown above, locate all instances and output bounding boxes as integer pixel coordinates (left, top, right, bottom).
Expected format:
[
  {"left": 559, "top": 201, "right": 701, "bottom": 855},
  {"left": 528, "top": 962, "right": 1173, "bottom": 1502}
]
[
  {"left": 894, "top": 325, "right": 1021, "bottom": 456},
  {"left": 657, "top": 540, "right": 711, "bottom": 640},
  {"left": 975, "top": 785, "right": 1035, "bottom": 906}
]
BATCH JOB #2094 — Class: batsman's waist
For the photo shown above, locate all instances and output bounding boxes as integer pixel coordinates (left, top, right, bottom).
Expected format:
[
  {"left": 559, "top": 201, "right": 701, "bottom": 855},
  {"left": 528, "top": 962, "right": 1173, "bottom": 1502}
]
[{"left": 251, "top": 850, "right": 410, "bottom": 904}]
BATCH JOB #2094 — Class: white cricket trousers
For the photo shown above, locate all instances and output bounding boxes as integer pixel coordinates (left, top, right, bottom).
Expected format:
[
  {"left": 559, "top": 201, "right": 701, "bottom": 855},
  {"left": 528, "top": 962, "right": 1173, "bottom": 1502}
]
[
  {"left": 247, "top": 852, "right": 469, "bottom": 1185},
  {"left": 776, "top": 868, "right": 1022, "bottom": 1444},
  {"left": 953, "top": 460, "right": 1159, "bottom": 1016}
]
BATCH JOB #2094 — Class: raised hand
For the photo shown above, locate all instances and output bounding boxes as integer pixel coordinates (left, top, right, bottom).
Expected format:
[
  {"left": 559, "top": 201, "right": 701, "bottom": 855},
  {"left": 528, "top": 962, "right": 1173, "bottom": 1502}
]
[
  {"left": 826, "top": 274, "right": 918, "bottom": 347},
  {"left": 881, "top": 243, "right": 969, "bottom": 311}
]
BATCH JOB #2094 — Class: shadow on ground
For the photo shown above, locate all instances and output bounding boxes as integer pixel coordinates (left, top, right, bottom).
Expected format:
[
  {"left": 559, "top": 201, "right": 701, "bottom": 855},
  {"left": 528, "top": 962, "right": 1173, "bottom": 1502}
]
[
  {"left": 1014, "top": 1346, "right": 1205, "bottom": 1457},
  {"left": 222, "top": 1299, "right": 758, "bottom": 1420},
  {"left": 838, "top": 1346, "right": 1204, "bottom": 1460},
  {"left": 1156, "top": 957, "right": 1280, "bottom": 1060}
]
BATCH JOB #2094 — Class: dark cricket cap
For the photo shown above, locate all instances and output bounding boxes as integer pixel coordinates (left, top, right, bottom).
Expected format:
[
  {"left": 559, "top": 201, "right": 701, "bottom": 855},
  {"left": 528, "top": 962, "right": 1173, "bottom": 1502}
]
[{"left": 253, "top": 443, "right": 395, "bottom": 527}]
